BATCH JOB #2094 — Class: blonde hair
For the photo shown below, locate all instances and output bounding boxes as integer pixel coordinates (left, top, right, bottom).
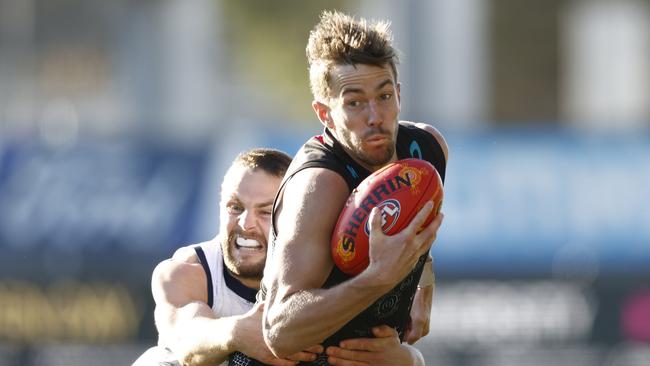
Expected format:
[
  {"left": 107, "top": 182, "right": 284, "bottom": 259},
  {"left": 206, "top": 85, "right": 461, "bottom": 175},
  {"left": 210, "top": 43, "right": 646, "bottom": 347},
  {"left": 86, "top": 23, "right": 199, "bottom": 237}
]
[{"left": 306, "top": 10, "right": 399, "bottom": 101}]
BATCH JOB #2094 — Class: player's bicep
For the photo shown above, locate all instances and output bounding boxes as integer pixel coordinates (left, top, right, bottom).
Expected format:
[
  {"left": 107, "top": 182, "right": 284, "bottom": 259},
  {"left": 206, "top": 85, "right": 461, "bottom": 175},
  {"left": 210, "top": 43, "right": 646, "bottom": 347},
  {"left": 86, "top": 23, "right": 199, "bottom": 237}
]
[
  {"left": 151, "top": 259, "right": 210, "bottom": 334},
  {"left": 271, "top": 168, "right": 349, "bottom": 297}
]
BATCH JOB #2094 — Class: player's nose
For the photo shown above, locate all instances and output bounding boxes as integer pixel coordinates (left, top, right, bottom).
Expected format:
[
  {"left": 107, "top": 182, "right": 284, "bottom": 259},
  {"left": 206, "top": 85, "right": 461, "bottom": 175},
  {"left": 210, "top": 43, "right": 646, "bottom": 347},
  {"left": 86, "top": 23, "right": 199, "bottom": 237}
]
[
  {"left": 367, "top": 100, "right": 383, "bottom": 126},
  {"left": 238, "top": 210, "right": 257, "bottom": 230}
]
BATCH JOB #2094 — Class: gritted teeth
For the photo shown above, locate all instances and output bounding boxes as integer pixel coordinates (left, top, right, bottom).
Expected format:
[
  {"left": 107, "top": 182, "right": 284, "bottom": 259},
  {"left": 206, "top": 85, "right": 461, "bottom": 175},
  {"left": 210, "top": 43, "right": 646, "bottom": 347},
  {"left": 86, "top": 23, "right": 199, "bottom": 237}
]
[{"left": 236, "top": 236, "right": 261, "bottom": 248}]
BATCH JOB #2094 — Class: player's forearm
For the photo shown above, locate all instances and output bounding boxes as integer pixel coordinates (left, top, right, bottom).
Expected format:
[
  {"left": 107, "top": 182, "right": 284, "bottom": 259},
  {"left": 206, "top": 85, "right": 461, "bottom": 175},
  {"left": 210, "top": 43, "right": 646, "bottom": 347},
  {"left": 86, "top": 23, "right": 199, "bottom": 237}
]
[{"left": 264, "top": 274, "right": 393, "bottom": 357}]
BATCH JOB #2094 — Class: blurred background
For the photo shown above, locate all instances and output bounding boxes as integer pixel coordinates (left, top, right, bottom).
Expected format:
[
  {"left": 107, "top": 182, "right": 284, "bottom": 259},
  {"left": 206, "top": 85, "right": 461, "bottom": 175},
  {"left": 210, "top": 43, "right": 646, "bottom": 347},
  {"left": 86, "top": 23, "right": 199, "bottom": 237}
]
[{"left": 1, "top": 0, "right": 649, "bottom": 365}]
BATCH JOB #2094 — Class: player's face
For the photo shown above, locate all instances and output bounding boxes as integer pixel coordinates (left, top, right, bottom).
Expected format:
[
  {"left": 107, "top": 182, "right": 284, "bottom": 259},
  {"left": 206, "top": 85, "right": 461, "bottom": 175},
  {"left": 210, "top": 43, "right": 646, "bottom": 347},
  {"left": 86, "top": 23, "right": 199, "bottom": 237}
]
[
  {"left": 219, "top": 166, "right": 282, "bottom": 280},
  {"left": 323, "top": 63, "right": 400, "bottom": 171}
]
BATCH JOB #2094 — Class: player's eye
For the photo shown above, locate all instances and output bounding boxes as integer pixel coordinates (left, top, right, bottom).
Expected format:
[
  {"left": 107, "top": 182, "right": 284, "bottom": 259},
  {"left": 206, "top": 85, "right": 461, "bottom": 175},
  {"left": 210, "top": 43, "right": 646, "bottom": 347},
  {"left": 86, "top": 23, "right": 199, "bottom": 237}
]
[
  {"left": 227, "top": 204, "right": 244, "bottom": 214},
  {"left": 380, "top": 93, "right": 392, "bottom": 100}
]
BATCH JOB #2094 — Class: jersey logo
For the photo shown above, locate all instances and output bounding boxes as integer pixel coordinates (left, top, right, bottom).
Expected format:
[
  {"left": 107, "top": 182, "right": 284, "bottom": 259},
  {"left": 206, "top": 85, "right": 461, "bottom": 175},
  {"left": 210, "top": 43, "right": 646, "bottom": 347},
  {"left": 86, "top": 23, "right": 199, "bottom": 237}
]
[
  {"left": 375, "top": 288, "right": 401, "bottom": 319},
  {"left": 409, "top": 140, "right": 422, "bottom": 159},
  {"left": 346, "top": 165, "right": 360, "bottom": 179},
  {"left": 364, "top": 199, "right": 401, "bottom": 235}
]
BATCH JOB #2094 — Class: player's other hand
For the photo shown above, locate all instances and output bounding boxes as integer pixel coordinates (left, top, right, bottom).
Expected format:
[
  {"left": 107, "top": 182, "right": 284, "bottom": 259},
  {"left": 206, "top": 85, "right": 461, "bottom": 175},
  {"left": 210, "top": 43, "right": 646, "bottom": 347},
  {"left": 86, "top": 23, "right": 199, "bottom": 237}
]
[
  {"left": 404, "top": 284, "right": 433, "bottom": 344},
  {"left": 325, "top": 325, "right": 423, "bottom": 366}
]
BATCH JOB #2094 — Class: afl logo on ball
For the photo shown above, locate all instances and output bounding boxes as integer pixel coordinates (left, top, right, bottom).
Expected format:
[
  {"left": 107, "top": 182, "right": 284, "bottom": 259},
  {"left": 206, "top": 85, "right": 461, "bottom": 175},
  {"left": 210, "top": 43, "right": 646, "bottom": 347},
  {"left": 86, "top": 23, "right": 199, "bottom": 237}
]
[{"left": 364, "top": 199, "right": 401, "bottom": 235}]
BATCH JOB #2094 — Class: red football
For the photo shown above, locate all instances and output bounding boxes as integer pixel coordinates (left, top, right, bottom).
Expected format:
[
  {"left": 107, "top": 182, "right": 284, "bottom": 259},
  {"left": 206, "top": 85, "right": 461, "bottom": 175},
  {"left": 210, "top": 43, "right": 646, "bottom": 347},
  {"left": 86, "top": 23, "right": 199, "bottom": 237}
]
[{"left": 331, "top": 158, "right": 443, "bottom": 275}]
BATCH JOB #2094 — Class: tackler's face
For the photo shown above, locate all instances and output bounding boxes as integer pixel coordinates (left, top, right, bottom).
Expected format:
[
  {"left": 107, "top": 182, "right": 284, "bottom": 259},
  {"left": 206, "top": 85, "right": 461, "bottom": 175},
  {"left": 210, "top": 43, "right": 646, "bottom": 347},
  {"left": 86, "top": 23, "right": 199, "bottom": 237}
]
[
  {"left": 219, "top": 166, "right": 282, "bottom": 280},
  {"left": 318, "top": 63, "right": 401, "bottom": 171}
]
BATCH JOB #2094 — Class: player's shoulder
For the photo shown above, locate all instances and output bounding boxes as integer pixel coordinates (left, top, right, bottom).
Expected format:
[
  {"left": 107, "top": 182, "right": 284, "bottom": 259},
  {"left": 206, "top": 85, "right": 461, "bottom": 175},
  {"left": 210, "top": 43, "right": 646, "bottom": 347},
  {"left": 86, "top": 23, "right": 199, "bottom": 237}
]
[
  {"left": 171, "top": 244, "right": 201, "bottom": 263},
  {"left": 399, "top": 120, "right": 448, "bottom": 161},
  {"left": 153, "top": 243, "right": 209, "bottom": 287},
  {"left": 151, "top": 256, "right": 208, "bottom": 306},
  {"left": 287, "top": 166, "right": 349, "bottom": 194},
  {"left": 280, "top": 167, "right": 350, "bottom": 222},
  {"left": 153, "top": 256, "right": 204, "bottom": 286},
  {"left": 169, "top": 239, "right": 220, "bottom": 263}
]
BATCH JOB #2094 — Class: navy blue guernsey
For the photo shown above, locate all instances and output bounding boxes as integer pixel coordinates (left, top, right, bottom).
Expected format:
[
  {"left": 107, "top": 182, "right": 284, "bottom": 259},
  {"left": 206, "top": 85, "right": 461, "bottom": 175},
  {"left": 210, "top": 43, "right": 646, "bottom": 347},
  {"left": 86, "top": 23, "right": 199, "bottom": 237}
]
[{"left": 237, "top": 123, "right": 446, "bottom": 366}]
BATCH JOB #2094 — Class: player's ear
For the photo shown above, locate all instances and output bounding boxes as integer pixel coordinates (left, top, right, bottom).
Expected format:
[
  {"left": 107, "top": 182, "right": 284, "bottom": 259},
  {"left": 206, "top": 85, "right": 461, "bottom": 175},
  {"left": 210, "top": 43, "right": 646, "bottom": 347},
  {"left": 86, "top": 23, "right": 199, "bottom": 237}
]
[{"left": 312, "top": 100, "right": 333, "bottom": 128}]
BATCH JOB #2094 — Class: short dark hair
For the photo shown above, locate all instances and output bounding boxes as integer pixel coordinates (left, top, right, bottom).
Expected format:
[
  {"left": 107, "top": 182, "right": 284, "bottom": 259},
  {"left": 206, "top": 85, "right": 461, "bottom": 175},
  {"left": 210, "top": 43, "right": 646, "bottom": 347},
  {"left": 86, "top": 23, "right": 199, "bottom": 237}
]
[
  {"left": 232, "top": 148, "right": 292, "bottom": 178},
  {"left": 306, "top": 10, "right": 400, "bottom": 101}
]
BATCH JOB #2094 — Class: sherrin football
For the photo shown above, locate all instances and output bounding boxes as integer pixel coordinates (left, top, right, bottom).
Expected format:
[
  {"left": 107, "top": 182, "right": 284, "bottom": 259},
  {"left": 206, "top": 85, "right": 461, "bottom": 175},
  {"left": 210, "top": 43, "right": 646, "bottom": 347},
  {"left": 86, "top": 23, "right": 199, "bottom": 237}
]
[{"left": 331, "top": 158, "right": 443, "bottom": 275}]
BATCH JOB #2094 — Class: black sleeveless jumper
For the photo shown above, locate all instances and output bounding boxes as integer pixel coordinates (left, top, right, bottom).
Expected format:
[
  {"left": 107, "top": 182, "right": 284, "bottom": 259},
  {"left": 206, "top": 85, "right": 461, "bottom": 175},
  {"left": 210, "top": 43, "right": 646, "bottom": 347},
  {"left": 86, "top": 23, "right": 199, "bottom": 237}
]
[{"left": 231, "top": 123, "right": 445, "bottom": 366}]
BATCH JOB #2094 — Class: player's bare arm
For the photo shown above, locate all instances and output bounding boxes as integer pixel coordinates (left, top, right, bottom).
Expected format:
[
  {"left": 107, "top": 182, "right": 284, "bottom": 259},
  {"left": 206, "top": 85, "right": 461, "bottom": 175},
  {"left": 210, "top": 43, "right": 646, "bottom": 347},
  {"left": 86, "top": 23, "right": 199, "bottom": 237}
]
[
  {"left": 152, "top": 250, "right": 234, "bottom": 366},
  {"left": 152, "top": 248, "right": 310, "bottom": 366},
  {"left": 406, "top": 280, "right": 434, "bottom": 344},
  {"left": 263, "top": 167, "right": 443, "bottom": 357}
]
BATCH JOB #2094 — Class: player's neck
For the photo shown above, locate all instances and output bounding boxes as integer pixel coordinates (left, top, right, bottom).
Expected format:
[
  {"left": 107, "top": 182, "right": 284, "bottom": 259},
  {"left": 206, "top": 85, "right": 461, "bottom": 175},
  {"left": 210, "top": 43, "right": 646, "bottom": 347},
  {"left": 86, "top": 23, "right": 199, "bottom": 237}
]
[
  {"left": 349, "top": 151, "right": 399, "bottom": 173},
  {"left": 231, "top": 272, "right": 261, "bottom": 290}
]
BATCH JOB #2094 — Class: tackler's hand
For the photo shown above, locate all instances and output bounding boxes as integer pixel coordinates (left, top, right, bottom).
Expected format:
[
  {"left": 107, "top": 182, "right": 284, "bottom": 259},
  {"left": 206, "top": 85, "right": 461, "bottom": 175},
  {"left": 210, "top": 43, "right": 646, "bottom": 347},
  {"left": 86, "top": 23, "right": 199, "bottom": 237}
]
[{"left": 326, "top": 326, "right": 423, "bottom": 366}]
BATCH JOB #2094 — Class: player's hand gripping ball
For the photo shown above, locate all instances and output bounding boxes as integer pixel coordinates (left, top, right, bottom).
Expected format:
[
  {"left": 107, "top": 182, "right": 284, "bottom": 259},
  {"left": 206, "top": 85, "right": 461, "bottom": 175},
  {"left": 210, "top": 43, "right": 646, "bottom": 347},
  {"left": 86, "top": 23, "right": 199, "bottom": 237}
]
[{"left": 331, "top": 159, "right": 443, "bottom": 275}]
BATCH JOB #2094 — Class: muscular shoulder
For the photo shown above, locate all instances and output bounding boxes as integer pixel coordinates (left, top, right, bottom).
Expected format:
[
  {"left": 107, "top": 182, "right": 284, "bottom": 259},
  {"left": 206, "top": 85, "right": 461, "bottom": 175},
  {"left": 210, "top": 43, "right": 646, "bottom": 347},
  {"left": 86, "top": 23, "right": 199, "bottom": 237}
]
[
  {"left": 152, "top": 252, "right": 208, "bottom": 307},
  {"left": 171, "top": 245, "right": 201, "bottom": 263},
  {"left": 277, "top": 167, "right": 349, "bottom": 241},
  {"left": 282, "top": 167, "right": 349, "bottom": 208},
  {"left": 399, "top": 120, "right": 449, "bottom": 162},
  {"left": 294, "top": 166, "right": 348, "bottom": 187}
]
